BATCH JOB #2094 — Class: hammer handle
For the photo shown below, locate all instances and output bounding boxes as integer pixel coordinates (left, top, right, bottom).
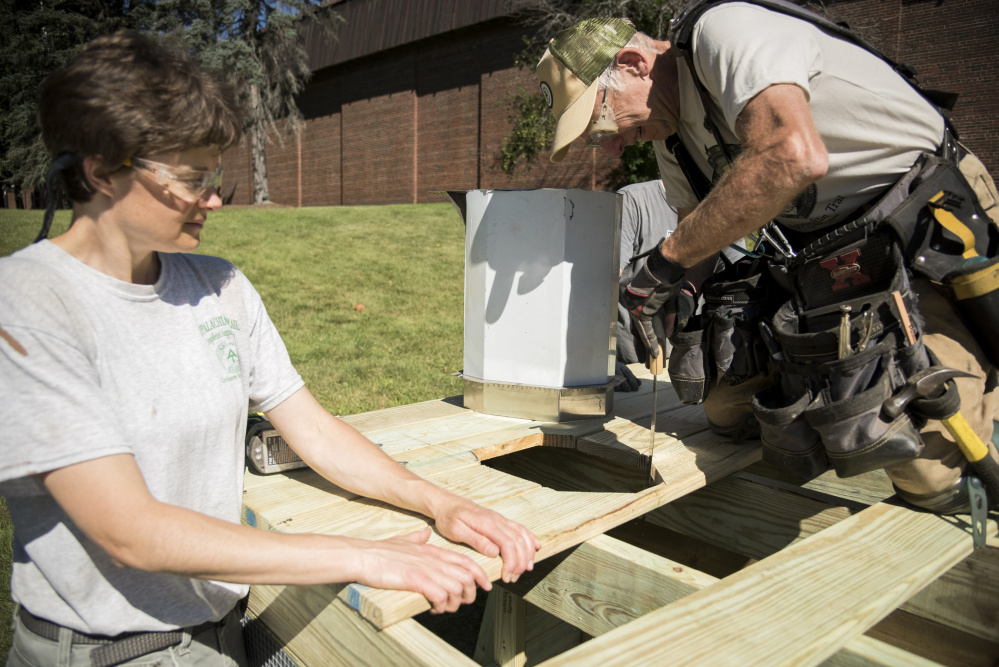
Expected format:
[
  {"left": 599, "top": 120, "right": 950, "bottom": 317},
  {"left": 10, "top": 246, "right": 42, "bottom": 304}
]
[
  {"left": 941, "top": 413, "right": 999, "bottom": 510},
  {"left": 941, "top": 413, "right": 990, "bottom": 462}
]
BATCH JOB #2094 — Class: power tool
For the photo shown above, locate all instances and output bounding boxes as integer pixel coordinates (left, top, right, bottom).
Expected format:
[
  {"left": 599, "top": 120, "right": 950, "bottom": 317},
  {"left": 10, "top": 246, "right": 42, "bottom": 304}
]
[{"left": 245, "top": 413, "right": 308, "bottom": 474}]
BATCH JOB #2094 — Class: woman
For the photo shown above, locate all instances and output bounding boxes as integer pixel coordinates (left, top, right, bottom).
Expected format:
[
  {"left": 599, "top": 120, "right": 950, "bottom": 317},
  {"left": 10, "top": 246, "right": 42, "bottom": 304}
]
[{"left": 0, "top": 31, "right": 538, "bottom": 667}]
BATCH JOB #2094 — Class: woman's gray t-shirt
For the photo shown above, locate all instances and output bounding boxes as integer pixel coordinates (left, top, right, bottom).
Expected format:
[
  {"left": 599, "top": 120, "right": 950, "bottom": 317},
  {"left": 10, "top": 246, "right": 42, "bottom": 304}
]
[{"left": 0, "top": 240, "right": 304, "bottom": 635}]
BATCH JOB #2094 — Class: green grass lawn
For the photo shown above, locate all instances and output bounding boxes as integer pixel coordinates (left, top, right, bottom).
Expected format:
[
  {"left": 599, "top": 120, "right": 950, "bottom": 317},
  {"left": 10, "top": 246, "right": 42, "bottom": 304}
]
[{"left": 0, "top": 202, "right": 469, "bottom": 658}]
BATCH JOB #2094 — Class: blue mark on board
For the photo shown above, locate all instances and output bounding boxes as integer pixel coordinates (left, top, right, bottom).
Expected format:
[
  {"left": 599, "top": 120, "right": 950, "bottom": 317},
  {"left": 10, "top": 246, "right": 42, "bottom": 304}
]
[{"left": 347, "top": 584, "right": 369, "bottom": 610}]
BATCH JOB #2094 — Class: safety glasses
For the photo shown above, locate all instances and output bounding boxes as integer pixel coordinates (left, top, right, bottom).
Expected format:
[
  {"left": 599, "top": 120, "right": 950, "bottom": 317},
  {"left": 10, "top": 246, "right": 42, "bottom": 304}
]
[
  {"left": 125, "top": 157, "right": 224, "bottom": 203},
  {"left": 585, "top": 88, "right": 619, "bottom": 147}
]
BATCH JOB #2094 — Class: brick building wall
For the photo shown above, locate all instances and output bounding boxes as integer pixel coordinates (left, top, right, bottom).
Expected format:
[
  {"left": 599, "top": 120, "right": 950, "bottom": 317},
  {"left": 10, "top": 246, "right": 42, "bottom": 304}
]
[
  {"left": 223, "top": 1, "right": 998, "bottom": 207},
  {"left": 824, "top": 0, "right": 998, "bottom": 173}
]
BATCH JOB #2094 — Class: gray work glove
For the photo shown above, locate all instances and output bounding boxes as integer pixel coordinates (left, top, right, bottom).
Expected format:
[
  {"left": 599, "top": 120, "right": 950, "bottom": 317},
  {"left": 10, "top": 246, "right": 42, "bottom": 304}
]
[
  {"left": 614, "top": 362, "right": 641, "bottom": 392},
  {"left": 622, "top": 239, "right": 688, "bottom": 366}
]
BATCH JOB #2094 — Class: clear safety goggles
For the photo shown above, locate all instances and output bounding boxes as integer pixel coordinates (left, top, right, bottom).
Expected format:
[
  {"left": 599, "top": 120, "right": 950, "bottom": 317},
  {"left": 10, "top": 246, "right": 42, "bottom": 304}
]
[
  {"left": 125, "top": 157, "right": 224, "bottom": 203},
  {"left": 585, "top": 88, "right": 619, "bottom": 147}
]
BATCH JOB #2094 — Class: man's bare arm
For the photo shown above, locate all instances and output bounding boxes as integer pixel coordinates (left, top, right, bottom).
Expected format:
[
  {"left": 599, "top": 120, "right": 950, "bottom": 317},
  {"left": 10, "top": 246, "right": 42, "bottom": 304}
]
[{"left": 661, "top": 83, "right": 828, "bottom": 267}]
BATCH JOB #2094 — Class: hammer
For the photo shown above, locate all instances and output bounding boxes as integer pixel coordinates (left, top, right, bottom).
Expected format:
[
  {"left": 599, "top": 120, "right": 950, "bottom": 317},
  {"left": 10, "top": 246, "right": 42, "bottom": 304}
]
[{"left": 884, "top": 366, "right": 999, "bottom": 510}]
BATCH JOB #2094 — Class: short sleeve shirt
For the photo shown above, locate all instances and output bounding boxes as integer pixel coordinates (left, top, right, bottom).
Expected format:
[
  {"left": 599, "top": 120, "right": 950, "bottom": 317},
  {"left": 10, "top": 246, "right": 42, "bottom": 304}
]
[{"left": 655, "top": 1, "right": 944, "bottom": 232}]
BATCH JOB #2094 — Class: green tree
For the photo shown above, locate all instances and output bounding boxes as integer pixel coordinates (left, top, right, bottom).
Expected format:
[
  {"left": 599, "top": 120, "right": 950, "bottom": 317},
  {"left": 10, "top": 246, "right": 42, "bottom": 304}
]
[
  {"left": 141, "top": 0, "right": 342, "bottom": 204},
  {"left": 502, "top": 0, "right": 684, "bottom": 189},
  {"left": 0, "top": 0, "right": 138, "bottom": 201}
]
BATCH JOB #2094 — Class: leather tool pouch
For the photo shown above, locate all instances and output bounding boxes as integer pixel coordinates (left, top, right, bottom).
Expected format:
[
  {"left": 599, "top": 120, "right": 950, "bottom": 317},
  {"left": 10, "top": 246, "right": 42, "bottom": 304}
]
[
  {"left": 752, "top": 235, "right": 930, "bottom": 479},
  {"left": 667, "top": 257, "right": 776, "bottom": 405},
  {"left": 668, "top": 314, "right": 711, "bottom": 404},
  {"left": 884, "top": 154, "right": 999, "bottom": 366}
]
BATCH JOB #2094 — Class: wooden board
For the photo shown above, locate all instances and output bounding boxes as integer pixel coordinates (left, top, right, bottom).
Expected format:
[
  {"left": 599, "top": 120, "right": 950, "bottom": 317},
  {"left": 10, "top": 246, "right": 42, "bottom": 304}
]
[
  {"left": 247, "top": 584, "right": 475, "bottom": 667},
  {"left": 337, "top": 432, "right": 758, "bottom": 629},
  {"left": 497, "top": 533, "right": 948, "bottom": 666},
  {"left": 538, "top": 502, "right": 991, "bottom": 666}
]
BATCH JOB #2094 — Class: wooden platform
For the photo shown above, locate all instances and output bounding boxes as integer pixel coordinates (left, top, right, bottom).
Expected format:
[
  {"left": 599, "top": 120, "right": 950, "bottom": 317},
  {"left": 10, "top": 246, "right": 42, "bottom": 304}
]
[{"left": 241, "top": 365, "right": 999, "bottom": 666}]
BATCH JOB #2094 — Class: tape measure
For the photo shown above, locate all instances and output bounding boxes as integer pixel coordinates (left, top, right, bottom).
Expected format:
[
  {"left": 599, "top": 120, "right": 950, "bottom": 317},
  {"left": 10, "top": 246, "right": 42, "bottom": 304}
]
[{"left": 245, "top": 414, "right": 308, "bottom": 474}]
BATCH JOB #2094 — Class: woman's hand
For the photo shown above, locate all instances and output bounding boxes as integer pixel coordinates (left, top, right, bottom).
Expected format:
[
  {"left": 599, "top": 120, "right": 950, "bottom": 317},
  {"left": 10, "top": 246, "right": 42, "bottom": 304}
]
[
  {"left": 431, "top": 495, "right": 541, "bottom": 584},
  {"left": 352, "top": 528, "right": 491, "bottom": 614}
]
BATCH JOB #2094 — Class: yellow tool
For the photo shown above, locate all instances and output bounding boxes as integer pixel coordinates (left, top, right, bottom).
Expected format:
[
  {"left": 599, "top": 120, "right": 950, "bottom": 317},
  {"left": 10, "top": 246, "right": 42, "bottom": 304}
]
[
  {"left": 647, "top": 349, "right": 664, "bottom": 484},
  {"left": 882, "top": 366, "right": 999, "bottom": 510}
]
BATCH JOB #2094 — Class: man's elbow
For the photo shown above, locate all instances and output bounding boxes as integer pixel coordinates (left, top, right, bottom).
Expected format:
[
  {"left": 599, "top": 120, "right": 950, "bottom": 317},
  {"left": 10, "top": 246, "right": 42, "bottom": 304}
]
[{"left": 783, "top": 132, "right": 828, "bottom": 188}]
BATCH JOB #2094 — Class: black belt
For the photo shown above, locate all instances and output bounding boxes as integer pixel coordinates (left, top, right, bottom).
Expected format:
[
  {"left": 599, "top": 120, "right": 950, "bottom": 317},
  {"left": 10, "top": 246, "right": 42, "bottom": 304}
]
[{"left": 18, "top": 606, "right": 217, "bottom": 667}]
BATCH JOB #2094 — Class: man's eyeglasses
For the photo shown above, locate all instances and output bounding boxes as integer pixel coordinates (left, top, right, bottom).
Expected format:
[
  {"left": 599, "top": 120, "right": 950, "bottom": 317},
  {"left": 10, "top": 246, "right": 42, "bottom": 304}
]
[
  {"left": 585, "top": 88, "right": 619, "bottom": 147},
  {"left": 125, "top": 157, "right": 224, "bottom": 203}
]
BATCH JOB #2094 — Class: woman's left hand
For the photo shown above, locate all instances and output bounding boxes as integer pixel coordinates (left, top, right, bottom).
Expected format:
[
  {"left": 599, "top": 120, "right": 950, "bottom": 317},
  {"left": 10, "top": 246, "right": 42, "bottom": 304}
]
[{"left": 433, "top": 496, "right": 541, "bottom": 583}]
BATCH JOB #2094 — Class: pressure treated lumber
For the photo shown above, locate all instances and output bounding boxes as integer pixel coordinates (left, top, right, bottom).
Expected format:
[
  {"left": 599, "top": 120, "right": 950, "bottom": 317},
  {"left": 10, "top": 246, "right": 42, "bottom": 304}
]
[
  {"left": 491, "top": 588, "right": 526, "bottom": 667},
  {"left": 644, "top": 472, "right": 999, "bottom": 644},
  {"left": 866, "top": 607, "right": 999, "bottom": 666},
  {"left": 820, "top": 636, "right": 944, "bottom": 667},
  {"left": 247, "top": 584, "right": 476, "bottom": 667},
  {"left": 339, "top": 395, "right": 467, "bottom": 433},
  {"left": 496, "top": 533, "right": 943, "bottom": 666},
  {"left": 474, "top": 592, "right": 582, "bottom": 667},
  {"left": 537, "top": 501, "right": 991, "bottom": 666},
  {"left": 500, "top": 533, "right": 717, "bottom": 637},
  {"left": 339, "top": 431, "right": 758, "bottom": 629}
]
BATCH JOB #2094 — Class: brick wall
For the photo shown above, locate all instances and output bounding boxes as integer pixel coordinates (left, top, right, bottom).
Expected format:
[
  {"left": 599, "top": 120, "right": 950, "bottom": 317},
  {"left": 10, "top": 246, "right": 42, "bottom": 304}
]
[
  {"left": 221, "top": 141, "right": 253, "bottom": 206},
  {"left": 224, "top": 4, "right": 998, "bottom": 207},
  {"left": 266, "top": 128, "right": 301, "bottom": 206},
  {"left": 225, "top": 17, "right": 618, "bottom": 206},
  {"left": 301, "top": 113, "right": 342, "bottom": 206},
  {"left": 825, "top": 0, "right": 998, "bottom": 172}
]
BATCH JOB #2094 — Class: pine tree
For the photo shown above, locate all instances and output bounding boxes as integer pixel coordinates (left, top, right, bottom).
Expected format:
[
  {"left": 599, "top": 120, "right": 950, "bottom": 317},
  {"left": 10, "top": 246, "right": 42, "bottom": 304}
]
[
  {"left": 0, "top": 0, "right": 136, "bottom": 202},
  {"left": 141, "top": 0, "right": 342, "bottom": 204}
]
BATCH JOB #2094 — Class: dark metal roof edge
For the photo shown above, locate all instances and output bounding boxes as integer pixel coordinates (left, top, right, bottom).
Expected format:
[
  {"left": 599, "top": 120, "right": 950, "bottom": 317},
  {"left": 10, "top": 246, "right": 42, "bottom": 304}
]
[{"left": 304, "top": 0, "right": 530, "bottom": 71}]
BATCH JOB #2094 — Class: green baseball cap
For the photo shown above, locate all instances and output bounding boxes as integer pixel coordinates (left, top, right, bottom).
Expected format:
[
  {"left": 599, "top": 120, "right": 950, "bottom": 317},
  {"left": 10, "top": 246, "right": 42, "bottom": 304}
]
[{"left": 536, "top": 18, "right": 636, "bottom": 163}]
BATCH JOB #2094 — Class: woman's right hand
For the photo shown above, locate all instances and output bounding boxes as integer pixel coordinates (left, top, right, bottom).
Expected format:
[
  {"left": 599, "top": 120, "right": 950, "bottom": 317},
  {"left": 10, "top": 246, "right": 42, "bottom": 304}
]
[{"left": 351, "top": 528, "right": 491, "bottom": 614}]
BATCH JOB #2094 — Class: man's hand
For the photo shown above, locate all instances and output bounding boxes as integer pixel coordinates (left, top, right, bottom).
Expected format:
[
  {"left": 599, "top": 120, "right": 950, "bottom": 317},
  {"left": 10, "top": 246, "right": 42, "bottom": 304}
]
[
  {"left": 431, "top": 494, "right": 541, "bottom": 584},
  {"left": 622, "top": 240, "right": 688, "bottom": 362}
]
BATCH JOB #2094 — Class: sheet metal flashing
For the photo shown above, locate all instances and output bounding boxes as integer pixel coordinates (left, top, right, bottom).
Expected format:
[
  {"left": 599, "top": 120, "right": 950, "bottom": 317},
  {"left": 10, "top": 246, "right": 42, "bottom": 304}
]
[{"left": 457, "top": 372, "right": 614, "bottom": 422}]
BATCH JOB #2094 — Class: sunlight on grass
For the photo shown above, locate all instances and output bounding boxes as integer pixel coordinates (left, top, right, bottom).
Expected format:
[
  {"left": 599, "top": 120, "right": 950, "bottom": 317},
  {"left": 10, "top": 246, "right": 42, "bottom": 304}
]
[{"left": 197, "top": 203, "right": 467, "bottom": 415}]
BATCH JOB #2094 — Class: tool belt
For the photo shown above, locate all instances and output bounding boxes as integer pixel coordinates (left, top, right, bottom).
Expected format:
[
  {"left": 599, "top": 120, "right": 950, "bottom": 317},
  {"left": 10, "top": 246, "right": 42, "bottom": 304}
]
[
  {"left": 668, "top": 255, "right": 780, "bottom": 404},
  {"left": 883, "top": 152, "right": 999, "bottom": 366},
  {"left": 753, "top": 233, "right": 932, "bottom": 478},
  {"left": 752, "top": 143, "right": 999, "bottom": 479}
]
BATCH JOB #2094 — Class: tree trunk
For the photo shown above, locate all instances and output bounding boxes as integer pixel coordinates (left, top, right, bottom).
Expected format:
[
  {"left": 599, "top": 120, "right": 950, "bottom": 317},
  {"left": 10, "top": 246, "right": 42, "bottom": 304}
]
[{"left": 249, "top": 84, "right": 270, "bottom": 205}]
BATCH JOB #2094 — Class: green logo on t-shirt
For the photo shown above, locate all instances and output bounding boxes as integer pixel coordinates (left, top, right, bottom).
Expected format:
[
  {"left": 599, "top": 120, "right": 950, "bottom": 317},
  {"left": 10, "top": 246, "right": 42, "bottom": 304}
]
[{"left": 199, "top": 315, "right": 242, "bottom": 383}]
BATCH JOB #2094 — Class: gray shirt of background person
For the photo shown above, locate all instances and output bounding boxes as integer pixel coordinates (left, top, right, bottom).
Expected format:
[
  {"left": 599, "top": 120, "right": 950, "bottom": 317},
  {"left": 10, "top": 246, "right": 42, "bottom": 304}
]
[{"left": 617, "top": 180, "right": 678, "bottom": 365}]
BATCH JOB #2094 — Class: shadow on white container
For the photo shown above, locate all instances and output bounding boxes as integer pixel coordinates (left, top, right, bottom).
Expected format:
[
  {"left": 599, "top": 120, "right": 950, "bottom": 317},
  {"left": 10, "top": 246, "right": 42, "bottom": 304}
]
[{"left": 444, "top": 188, "right": 621, "bottom": 422}]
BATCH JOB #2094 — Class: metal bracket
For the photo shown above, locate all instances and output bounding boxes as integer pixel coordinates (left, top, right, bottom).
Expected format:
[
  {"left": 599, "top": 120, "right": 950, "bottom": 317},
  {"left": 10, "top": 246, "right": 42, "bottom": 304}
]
[{"left": 966, "top": 474, "right": 988, "bottom": 549}]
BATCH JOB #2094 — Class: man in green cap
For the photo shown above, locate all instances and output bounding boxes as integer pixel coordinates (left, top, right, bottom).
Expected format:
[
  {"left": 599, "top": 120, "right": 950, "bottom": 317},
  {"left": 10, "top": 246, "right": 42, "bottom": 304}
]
[{"left": 534, "top": 8, "right": 999, "bottom": 514}]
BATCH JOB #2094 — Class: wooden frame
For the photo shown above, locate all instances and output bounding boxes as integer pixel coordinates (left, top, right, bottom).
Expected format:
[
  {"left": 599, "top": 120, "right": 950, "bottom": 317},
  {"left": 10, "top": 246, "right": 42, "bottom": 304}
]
[{"left": 241, "top": 365, "right": 998, "bottom": 666}]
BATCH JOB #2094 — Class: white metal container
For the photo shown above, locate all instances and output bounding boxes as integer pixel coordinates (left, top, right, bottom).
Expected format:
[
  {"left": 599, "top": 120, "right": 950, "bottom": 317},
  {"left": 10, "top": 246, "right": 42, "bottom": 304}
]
[{"left": 454, "top": 188, "right": 621, "bottom": 421}]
